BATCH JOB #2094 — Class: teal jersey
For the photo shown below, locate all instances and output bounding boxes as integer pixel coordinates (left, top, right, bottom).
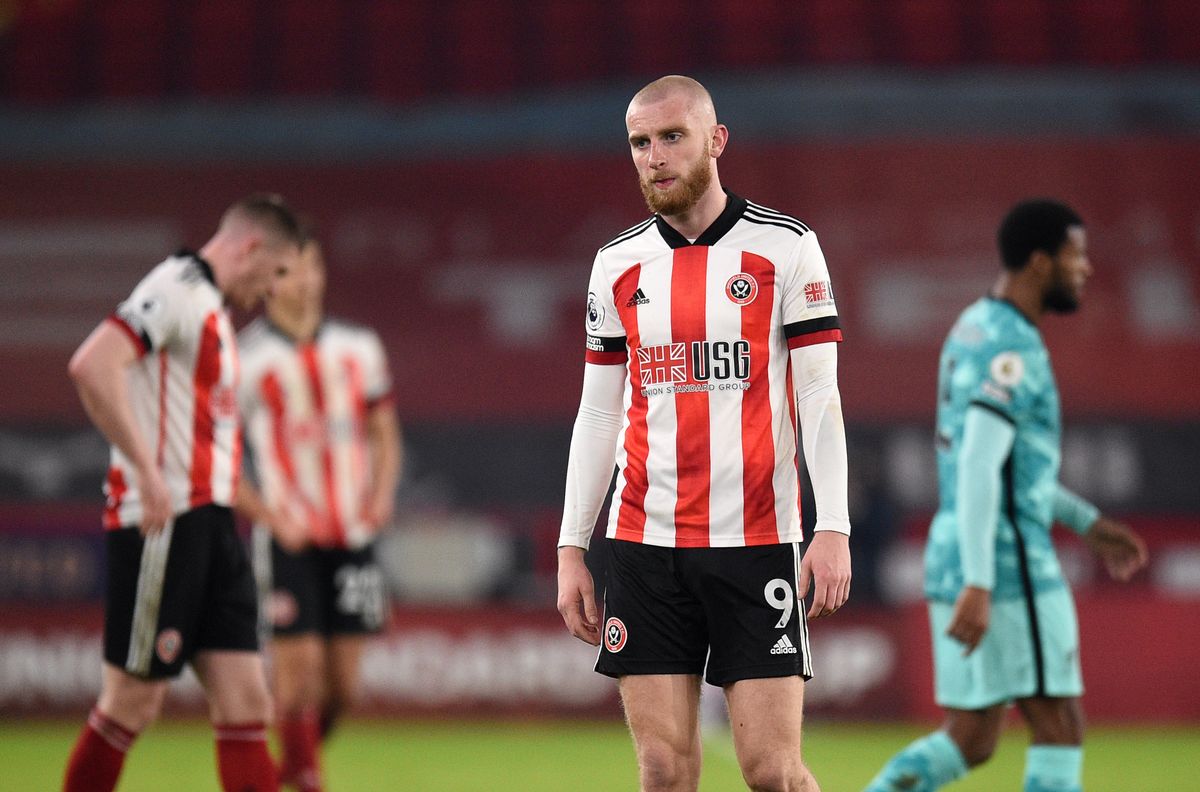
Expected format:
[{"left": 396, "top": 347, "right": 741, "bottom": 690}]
[{"left": 925, "top": 297, "right": 1067, "bottom": 602}]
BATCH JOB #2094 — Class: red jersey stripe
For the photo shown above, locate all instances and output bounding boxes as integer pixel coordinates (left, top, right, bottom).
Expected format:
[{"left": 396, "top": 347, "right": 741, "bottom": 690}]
[
  {"left": 188, "top": 312, "right": 221, "bottom": 508},
  {"left": 260, "top": 372, "right": 326, "bottom": 542},
  {"left": 584, "top": 349, "right": 627, "bottom": 365},
  {"left": 613, "top": 264, "right": 648, "bottom": 542},
  {"left": 302, "top": 344, "right": 346, "bottom": 546},
  {"left": 739, "top": 252, "right": 779, "bottom": 545},
  {"left": 103, "top": 467, "right": 127, "bottom": 529},
  {"left": 671, "top": 246, "right": 711, "bottom": 547},
  {"left": 787, "top": 328, "right": 843, "bottom": 349}
]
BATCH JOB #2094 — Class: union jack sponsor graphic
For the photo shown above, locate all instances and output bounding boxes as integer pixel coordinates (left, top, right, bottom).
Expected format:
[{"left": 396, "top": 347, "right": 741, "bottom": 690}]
[
  {"left": 803, "top": 280, "right": 834, "bottom": 307},
  {"left": 638, "top": 343, "right": 687, "bottom": 387}
]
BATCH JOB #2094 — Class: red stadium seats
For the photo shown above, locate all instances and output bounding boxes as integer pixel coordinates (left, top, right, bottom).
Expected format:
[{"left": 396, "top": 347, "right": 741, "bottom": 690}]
[
  {"left": 93, "top": 0, "right": 170, "bottom": 98},
  {"left": 802, "top": 0, "right": 879, "bottom": 64},
  {"left": 274, "top": 0, "right": 344, "bottom": 96},
  {"left": 528, "top": 0, "right": 609, "bottom": 87},
  {"left": 889, "top": 0, "right": 966, "bottom": 67},
  {"left": 445, "top": 0, "right": 519, "bottom": 95},
  {"left": 4, "top": 2, "right": 85, "bottom": 102},
  {"left": 979, "top": 0, "right": 1055, "bottom": 65},
  {"left": 188, "top": 0, "right": 256, "bottom": 97},
  {"left": 1065, "top": 0, "right": 1144, "bottom": 65},
  {"left": 363, "top": 0, "right": 435, "bottom": 103}
]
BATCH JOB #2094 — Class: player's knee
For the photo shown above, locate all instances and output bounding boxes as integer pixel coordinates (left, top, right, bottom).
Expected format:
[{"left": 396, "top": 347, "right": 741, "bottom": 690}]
[
  {"left": 739, "top": 751, "right": 810, "bottom": 792},
  {"left": 958, "top": 736, "right": 998, "bottom": 768},
  {"left": 98, "top": 680, "right": 167, "bottom": 732},
  {"left": 638, "top": 742, "right": 699, "bottom": 792}
]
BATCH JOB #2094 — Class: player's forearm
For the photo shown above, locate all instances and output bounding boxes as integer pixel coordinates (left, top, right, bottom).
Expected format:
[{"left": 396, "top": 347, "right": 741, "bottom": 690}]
[
  {"left": 1053, "top": 483, "right": 1100, "bottom": 536},
  {"left": 955, "top": 406, "right": 1016, "bottom": 590},
  {"left": 791, "top": 344, "right": 850, "bottom": 535},
  {"left": 558, "top": 364, "right": 624, "bottom": 548},
  {"left": 366, "top": 405, "right": 402, "bottom": 502}
]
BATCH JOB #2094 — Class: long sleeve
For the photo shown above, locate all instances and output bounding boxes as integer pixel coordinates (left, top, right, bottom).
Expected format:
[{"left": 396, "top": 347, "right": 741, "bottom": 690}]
[
  {"left": 956, "top": 404, "right": 1017, "bottom": 590},
  {"left": 557, "top": 363, "right": 626, "bottom": 548},
  {"left": 790, "top": 342, "right": 851, "bottom": 535}
]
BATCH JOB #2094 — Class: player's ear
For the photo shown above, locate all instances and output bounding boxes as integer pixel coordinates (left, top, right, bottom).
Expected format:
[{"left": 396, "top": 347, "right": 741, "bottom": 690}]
[
  {"left": 1027, "top": 249, "right": 1053, "bottom": 279},
  {"left": 710, "top": 124, "right": 729, "bottom": 158}
]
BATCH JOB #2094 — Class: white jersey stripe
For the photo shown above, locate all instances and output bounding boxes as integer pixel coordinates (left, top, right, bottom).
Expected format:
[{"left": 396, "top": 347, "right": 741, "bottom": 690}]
[{"left": 125, "top": 520, "right": 174, "bottom": 675}]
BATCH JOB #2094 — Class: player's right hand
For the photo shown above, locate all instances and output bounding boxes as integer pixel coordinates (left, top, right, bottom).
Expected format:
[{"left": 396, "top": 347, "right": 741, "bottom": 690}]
[
  {"left": 556, "top": 546, "right": 601, "bottom": 646},
  {"left": 946, "top": 585, "right": 991, "bottom": 655},
  {"left": 138, "top": 465, "right": 172, "bottom": 537}
]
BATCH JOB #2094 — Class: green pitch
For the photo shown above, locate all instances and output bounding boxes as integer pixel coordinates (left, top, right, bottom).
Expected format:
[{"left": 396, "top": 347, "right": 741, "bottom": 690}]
[{"left": 5, "top": 718, "right": 1196, "bottom": 790}]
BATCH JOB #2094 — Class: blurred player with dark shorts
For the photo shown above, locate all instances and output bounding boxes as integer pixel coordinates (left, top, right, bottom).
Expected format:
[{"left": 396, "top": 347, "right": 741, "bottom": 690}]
[
  {"left": 236, "top": 238, "right": 400, "bottom": 792},
  {"left": 63, "top": 194, "right": 305, "bottom": 792}
]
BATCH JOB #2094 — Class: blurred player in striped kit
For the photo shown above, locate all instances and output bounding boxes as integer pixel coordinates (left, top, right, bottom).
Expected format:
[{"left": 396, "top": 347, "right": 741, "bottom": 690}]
[
  {"left": 235, "top": 237, "right": 401, "bottom": 792},
  {"left": 864, "top": 200, "right": 1148, "bottom": 792},
  {"left": 556, "top": 75, "right": 852, "bottom": 792},
  {"left": 64, "top": 194, "right": 306, "bottom": 792}
]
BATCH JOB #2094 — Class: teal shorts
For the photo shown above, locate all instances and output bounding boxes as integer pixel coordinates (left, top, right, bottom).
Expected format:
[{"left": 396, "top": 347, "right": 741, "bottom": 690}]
[{"left": 929, "top": 586, "right": 1083, "bottom": 710}]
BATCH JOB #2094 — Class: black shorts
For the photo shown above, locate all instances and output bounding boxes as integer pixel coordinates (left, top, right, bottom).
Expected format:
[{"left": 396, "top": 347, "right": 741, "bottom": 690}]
[
  {"left": 595, "top": 538, "right": 813, "bottom": 686},
  {"left": 104, "top": 504, "right": 259, "bottom": 680},
  {"left": 258, "top": 535, "right": 388, "bottom": 637}
]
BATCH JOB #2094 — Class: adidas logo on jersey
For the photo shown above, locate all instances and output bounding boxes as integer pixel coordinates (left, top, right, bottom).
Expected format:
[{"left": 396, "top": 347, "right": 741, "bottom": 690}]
[
  {"left": 625, "top": 288, "right": 650, "bottom": 307},
  {"left": 770, "top": 635, "right": 798, "bottom": 655}
]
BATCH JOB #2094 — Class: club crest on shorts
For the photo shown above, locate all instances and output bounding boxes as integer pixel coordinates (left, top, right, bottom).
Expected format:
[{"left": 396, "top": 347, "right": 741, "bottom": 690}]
[
  {"left": 155, "top": 628, "right": 182, "bottom": 665},
  {"left": 604, "top": 617, "right": 627, "bottom": 653},
  {"left": 725, "top": 273, "right": 758, "bottom": 305}
]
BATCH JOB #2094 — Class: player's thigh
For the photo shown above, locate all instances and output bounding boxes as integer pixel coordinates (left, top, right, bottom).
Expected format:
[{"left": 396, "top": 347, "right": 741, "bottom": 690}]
[
  {"left": 723, "top": 676, "right": 806, "bottom": 771},
  {"left": 326, "top": 635, "right": 368, "bottom": 706},
  {"left": 619, "top": 674, "right": 703, "bottom": 770},
  {"left": 192, "top": 649, "right": 273, "bottom": 725},
  {"left": 271, "top": 634, "right": 326, "bottom": 711},
  {"left": 1016, "top": 696, "right": 1084, "bottom": 745}
]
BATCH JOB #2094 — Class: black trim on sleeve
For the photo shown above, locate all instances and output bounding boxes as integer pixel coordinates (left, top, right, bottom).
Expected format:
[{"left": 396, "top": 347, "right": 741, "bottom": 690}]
[
  {"left": 654, "top": 189, "right": 747, "bottom": 249},
  {"left": 783, "top": 315, "right": 841, "bottom": 339},
  {"left": 586, "top": 335, "right": 627, "bottom": 353},
  {"left": 967, "top": 399, "right": 1016, "bottom": 426}
]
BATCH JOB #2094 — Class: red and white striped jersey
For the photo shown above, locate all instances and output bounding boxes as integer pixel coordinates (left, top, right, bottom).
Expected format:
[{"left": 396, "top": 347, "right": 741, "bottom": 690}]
[
  {"left": 237, "top": 317, "right": 392, "bottom": 549},
  {"left": 584, "top": 192, "right": 843, "bottom": 548},
  {"left": 104, "top": 251, "right": 241, "bottom": 528}
]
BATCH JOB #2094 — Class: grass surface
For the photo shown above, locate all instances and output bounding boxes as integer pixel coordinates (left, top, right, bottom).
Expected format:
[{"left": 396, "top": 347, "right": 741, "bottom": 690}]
[{"left": 5, "top": 718, "right": 1197, "bottom": 790}]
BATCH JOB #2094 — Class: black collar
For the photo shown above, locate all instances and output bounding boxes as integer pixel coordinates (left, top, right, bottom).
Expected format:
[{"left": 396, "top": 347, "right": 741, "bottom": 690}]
[
  {"left": 986, "top": 294, "right": 1038, "bottom": 328},
  {"left": 176, "top": 248, "right": 217, "bottom": 287},
  {"left": 654, "top": 189, "right": 747, "bottom": 249}
]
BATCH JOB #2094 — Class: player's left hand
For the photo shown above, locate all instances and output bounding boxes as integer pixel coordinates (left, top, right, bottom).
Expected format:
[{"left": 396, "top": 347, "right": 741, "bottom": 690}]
[
  {"left": 1085, "top": 516, "right": 1149, "bottom": 582},
  {"left": 798, "top": 530, "right": 851, "bottom": 619}
]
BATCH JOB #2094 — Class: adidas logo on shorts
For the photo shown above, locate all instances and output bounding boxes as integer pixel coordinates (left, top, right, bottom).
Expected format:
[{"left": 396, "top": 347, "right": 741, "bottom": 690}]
[{"left": 770, "top": 634, "right": 798, "bottom": 655}]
